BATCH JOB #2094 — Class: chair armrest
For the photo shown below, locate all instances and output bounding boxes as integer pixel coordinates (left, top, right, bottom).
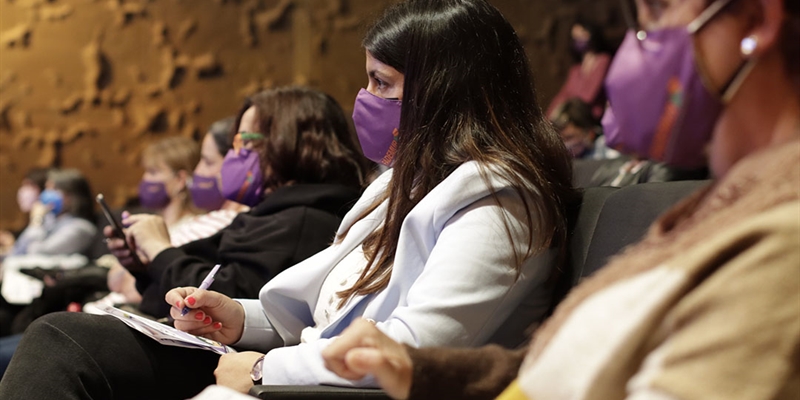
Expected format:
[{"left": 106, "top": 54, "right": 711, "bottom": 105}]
[{"left": 249, "top": 385, "right": 392, "bottom": 399}]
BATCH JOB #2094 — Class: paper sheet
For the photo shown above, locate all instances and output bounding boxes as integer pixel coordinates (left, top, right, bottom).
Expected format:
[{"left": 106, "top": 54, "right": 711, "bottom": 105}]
[{"left": 98, "top": 305, "right": 236, "bottom": 355}]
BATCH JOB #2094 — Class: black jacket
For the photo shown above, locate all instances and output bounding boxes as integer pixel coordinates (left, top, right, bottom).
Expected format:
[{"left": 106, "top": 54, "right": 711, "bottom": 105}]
[{"left": 135, "top": 183, "right": 361, "bottom": 318}]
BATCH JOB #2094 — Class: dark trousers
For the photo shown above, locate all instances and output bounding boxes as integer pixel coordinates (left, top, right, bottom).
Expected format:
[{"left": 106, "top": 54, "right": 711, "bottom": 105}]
[{"left": 0, "top": 312, "right": 220, "bottom": 400}]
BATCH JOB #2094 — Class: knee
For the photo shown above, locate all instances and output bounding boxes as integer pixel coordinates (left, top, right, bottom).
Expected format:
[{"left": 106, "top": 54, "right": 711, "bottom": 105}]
[
  {"left": 27, "top": 311, "right": 83, "bottom": 333},
  {"left": 25, "top": 312, "right": 112, "bottom": 345}
]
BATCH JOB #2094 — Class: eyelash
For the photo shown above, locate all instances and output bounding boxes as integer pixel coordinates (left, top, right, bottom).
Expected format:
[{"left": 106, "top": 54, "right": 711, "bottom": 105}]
[{"left": 374, "top": 77, "right": 386, "bottom": 89}]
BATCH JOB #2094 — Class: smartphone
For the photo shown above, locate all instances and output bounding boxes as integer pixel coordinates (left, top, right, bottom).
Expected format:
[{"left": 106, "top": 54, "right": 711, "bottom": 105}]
[{"left": 96, "top": 194, "right": 144, "bottom": 268}]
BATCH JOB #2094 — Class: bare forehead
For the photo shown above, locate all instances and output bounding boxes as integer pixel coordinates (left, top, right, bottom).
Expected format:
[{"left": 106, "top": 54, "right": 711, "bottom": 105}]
[{"left": 238, "top": 106, "right": 259, "bottom": 132}]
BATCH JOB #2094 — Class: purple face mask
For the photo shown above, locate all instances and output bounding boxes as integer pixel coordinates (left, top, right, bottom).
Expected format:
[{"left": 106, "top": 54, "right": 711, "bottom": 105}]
[
  {"left": 138, "top": 180, "right": 170, "bottom": 209},
  {"left": 572, "top": 38, "right": 590, "bottom": 55},
  {"left": 189, "top": 174, "right": 226, "bottom": 211},
  {"left": 220, "top": 148, "right": 263, "bottom": 207},
  {"left": 352, "top": 88, "right": 402, "bottom": 166},
  {"left": 602, "top": 28, "right": 722, "bottom": 169}
]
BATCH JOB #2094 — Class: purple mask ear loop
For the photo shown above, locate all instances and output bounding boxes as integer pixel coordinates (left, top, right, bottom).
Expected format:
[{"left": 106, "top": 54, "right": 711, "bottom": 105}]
[
  {"left": 687, "top": 0, "right": 752, "bottom": 103},
  {"left": 686, "top": 0, "right": 735, "bottom": 35}
]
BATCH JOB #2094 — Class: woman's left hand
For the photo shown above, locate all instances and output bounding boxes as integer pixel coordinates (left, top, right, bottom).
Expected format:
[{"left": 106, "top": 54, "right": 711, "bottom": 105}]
[
  {"left": 122, "top": 213, "right": 172, "bottom": 260},
  {"left": 215, "top": 351, "right": 264, "bottom": 393}
]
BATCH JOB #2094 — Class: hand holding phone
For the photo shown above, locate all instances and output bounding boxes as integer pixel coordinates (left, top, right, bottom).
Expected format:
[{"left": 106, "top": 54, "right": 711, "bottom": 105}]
[{"left": 96, "top": 194, "right": 146, "bottom": 272}]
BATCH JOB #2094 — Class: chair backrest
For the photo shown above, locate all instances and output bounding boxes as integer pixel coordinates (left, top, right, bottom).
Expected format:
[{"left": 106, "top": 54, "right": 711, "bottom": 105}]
[
  {"left": 570, "top": 180, "right": 709, "bottom": 284},
  {"left": 487, "top": 180, "right": 708, "bottom": 349}
]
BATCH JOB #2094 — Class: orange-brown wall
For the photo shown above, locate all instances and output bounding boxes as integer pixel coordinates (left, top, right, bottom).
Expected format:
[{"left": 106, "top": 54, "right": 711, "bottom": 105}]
[{"left": 0, "top": 0, "right": 623, "bottom": 230}]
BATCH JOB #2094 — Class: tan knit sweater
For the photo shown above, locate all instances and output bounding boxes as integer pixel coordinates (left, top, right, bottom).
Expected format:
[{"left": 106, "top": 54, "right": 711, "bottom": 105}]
[
  {"left": 518, "top": 139, "right": 800, "bottom": 399},
  {"left": 409, "top": 139, "right": 800, "bottom": 400}
]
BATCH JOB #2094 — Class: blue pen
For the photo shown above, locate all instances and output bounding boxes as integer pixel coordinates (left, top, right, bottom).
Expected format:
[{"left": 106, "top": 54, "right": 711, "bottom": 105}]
[{"left": 180, "top": 264, "right": 221, "bottom": 316}]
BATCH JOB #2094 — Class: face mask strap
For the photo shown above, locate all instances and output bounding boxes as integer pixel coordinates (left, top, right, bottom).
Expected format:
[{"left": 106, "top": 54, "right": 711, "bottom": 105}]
[
  {"left": 687, "top": 0, "right": 735, "bottom": 34},
  {"left": 688, "top": 0, "right": 755, "bottom": 103},
  {"left": 720, "top": 57, "right": 758, "bottom": 103}
]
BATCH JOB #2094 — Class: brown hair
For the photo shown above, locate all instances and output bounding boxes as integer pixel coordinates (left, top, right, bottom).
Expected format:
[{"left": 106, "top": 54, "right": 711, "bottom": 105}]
[
  {"left": 232, "top": 87, "right": 366, "bottom": 192},
  {"left": 336, "top": 0, "right": 578, "bottom": 305},
  {"left": 142, "top": 136, "right": 200, "bottom": 211}
]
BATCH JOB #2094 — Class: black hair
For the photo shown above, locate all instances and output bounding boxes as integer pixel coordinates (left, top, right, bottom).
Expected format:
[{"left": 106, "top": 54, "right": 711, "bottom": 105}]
[
  {"left": 232, "top": 87, "right": 366, "bottom": 191},
  {"left": 48, "top": 169, "right": 94, "bottom": 222},
  {"left": 207, "top": 116, "right": 235, "bottom": 157},
  {"left": 339, "top": 0, "right": 577, "bottom": 301},
  {"left": 570, "top": 19, "right": 610, "bottom": 62},
  {"left": 552, "top": 98, "right": 601, "bottom": 132},
  {"left": 24, "top": 167, "right": 51, "bottom": 191}
]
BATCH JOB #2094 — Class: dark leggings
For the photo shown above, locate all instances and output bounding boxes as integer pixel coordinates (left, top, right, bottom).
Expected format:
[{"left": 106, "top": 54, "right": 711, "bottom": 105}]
[{"left": 0, "top": 312, "right": 220, "bottom": 400}]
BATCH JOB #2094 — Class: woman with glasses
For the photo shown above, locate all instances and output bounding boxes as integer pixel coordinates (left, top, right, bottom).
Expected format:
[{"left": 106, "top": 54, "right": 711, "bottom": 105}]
[{"left": 103, "top": 87, "right": 365, "bottom": 319}]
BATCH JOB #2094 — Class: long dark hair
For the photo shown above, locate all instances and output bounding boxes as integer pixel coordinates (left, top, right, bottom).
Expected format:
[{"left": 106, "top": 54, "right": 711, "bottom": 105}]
[
  {"left": 49, "top": 169, "right": 94, "bottom": 222},
  {"left": 338, "top": 0, "right": 577, "bottom": 302},
  {"left": 233, "top": 87, "right": 366, "bottom": 191}
]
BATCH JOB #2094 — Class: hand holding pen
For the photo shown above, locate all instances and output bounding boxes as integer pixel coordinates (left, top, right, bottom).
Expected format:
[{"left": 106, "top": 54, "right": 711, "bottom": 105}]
[
  {"left": 181, "top": 264, "right": 221, "bottom": 316},
  {"left": 166, "top": 266, "right": 247, "bottom": 345}
]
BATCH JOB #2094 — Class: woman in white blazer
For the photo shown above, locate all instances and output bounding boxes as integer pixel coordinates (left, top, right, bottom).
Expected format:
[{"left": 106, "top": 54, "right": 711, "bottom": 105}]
[{"left": 0, "top": 1, "right": 576, "bottom": 398}]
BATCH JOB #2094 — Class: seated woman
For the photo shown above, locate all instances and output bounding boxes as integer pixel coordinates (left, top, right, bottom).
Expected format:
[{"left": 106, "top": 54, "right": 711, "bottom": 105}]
[
  {"left": 322, "top": 0, "right": 800, "bottom": 398},
  {"left": 0, "top": 0, "right": 575, "bottom": 398},
  {"left": 7, "top": 169, "right": 96, "bottom": 257},
  {"left": 551, "top": 98, "right": 619, "bottom": 160},
  {"left": 0, "top": 169, "right": 96, "bottom": 335},
  {"left": 136, "top": 135, "right": 202, "bottom": 232},
  {"left": 169, "top": 116, "right": 249, "bottom": 245},
  {"left": 108, "top": 87, "right": 366, "bottom": 319},
  {"left": 0, "top": 167, "right": 50, "bottom": 259},
  {"left": 98, "top": 116, "right": 247, "bottom": 309},
  {"left": 545, "top": 20, "right": 612, "bottom": 120}
]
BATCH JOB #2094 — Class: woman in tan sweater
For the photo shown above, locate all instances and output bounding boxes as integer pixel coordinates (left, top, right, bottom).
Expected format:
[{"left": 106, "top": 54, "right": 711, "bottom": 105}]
[{"left": 322, "top": 0, "right": 800, "bottom": 399}]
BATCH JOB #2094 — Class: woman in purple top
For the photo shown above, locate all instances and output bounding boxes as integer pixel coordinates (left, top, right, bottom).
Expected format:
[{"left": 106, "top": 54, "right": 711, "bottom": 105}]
[{"left": 546, "top": 21, "right": 612, "bottom": 120}]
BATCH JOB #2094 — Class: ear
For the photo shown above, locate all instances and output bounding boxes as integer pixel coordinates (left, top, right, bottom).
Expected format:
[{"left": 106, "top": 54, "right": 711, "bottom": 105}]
[
  {"left": 749, "top": 0, "right": 785, "bottom": 57},
  {"left": 176, "top": 169, "right": 189, "bottom": 192}
]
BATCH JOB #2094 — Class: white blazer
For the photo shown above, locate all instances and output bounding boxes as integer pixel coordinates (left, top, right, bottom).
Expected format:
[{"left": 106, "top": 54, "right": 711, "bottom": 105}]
[{"left": 235, "top": 161, "right": 557, "bottom": 386}]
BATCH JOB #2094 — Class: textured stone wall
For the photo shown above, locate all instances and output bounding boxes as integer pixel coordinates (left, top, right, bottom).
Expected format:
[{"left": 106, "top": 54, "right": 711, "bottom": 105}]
[{"left": 0, "top": 0, "right": 623, "bottom": 230}]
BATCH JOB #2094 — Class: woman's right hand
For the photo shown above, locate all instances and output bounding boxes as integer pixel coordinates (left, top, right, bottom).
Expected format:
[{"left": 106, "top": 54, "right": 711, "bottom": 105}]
[
  {"left": 103, "top": 215, "right": 150, "bottom": 272},
  {"left": 166, "top": 287, "right": 246, "bottom": 345}
]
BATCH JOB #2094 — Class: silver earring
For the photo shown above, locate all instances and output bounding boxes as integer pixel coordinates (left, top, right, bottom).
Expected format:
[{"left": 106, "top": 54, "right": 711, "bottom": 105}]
[{"left": 740, "top": 35, "right": 757, "bottom": 56}]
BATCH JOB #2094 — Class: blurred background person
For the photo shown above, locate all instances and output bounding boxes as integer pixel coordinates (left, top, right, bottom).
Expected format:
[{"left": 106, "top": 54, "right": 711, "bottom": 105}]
[
  {"left": 0, "top": 168, "right": 96, "bottom": 335},
  {"left": 137, "top": 136, "right": 202, "bottom": 233},
  {"left": 551, "top": 97, "right": 619, "bottom": 160},
  {"left": 0, "top": 168, "right": 51, "bottom": 259},
  {"left": 7, "top": 169, "right": 96, "bottom": 257},
  {"left": 103, "top": 116, "right": 248, "bottom": 309},
  {"left": 546, "top": 20, "right": 612, "bottom": 120},
  {"left": 106, "top": 87, "right": 365, "bottom": 319}
]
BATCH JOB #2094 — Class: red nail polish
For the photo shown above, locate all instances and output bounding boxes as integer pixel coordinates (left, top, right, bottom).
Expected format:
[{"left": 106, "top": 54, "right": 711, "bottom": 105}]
[
  {"left": 175, "top": 301, "right": 181, "bottom": 308},
  {"left": 187, "top": 297, "right": 196, "bottom": 306},
  {"left": 195, "top": 313, "right": 204, "bottom": 320},
  {"left": 204, "top": 316, "right": 212, "bottom": 324},
  {"left": 213, "top": 322, "right": 222, "bottom": 329}
]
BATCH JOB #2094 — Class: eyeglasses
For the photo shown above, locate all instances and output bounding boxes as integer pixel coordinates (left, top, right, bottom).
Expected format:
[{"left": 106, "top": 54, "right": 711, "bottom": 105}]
[
  {"left": 238, "top": 132, "right": 265, "bottom": 141},
  {"left": 232, "top": 131, "right": 265, "bottom": 153}
]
